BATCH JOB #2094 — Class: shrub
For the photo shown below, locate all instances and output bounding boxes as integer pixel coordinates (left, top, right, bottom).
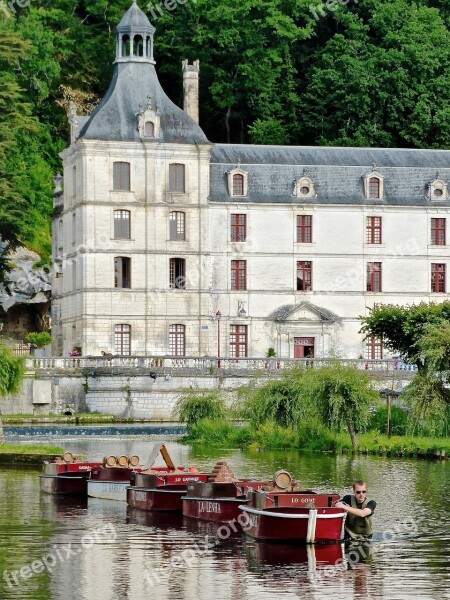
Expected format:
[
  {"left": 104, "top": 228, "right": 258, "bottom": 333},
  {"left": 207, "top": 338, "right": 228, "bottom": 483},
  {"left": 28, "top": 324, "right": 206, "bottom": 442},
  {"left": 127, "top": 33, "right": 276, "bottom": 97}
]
[
  {"left": 25, "top": 332, "right": 52, "bottom": 348},
  {"left": 173, "top": 390, "right": 226, "bottom": 429},
  {"left": 367, "top": 405, "right": 408, "bottom": 436},
  {"left": 186, "top": 418, "right": 235, "bottom": 444}
]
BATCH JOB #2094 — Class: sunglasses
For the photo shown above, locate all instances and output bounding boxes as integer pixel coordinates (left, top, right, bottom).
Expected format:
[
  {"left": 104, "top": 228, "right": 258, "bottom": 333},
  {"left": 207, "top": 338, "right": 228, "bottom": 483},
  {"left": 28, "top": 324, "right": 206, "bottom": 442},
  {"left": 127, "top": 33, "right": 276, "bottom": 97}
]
[{"left": 355, "top": 490, "right": 367, "bottom": 494}]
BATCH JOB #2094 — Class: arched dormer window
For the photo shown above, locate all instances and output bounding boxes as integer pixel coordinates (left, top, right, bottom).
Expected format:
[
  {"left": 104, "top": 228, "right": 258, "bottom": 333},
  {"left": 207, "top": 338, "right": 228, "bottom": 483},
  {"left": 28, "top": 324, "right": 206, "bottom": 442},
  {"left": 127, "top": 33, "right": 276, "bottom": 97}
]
[
  {"left": 293, "top": 176, "right": 316, "bottom": 198},
  {"left": 364, "top": 170, "right": 384, "bottom": 200},
  {"left": 144, "top": 121, "right": 154, "bottom": 137},
  {"left": 227, "top": 167, "right": 248, "bottom": 197},
  {"left": 427, "top": 178, "right": 448, "bottom": 201},
  {"left": 137, "top": 97, "right": 160, "bottom": 139}
]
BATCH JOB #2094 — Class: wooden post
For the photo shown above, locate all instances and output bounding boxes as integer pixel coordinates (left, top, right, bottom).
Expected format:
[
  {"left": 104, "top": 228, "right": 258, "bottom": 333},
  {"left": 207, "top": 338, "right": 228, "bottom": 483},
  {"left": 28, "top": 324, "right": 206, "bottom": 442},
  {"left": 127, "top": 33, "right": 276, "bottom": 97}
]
[{"left": 387, "top": 393, "right": 392, "bottom": 438}]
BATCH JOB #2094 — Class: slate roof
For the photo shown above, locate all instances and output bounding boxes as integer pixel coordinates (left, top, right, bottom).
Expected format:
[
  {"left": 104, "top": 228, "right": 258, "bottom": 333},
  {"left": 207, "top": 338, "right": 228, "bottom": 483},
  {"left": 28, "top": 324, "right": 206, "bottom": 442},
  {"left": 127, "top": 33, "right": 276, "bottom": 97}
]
[
  {"left": 117, "top": 0, "right": 154, "bottom": 31},
  {"left": 79, "top": 63, "right": 209, "bottom": 144},
  {"left": 210, "top": 144, "right": 450, "bottom": 205}
]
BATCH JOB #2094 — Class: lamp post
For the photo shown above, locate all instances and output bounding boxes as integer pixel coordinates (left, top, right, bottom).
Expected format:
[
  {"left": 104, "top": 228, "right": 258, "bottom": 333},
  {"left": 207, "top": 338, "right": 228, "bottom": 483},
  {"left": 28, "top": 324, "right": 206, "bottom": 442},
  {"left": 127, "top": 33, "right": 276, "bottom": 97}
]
[{"left": 215, "top": 310, "right": 221, "bottom": 369}]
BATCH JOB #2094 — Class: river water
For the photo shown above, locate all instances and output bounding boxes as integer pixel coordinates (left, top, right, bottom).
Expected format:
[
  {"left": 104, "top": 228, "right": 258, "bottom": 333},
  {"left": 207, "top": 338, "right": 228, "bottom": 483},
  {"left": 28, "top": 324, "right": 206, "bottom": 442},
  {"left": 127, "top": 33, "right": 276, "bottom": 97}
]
[{"left": 0, "top": 434, "right": 448, "bottom": 600}]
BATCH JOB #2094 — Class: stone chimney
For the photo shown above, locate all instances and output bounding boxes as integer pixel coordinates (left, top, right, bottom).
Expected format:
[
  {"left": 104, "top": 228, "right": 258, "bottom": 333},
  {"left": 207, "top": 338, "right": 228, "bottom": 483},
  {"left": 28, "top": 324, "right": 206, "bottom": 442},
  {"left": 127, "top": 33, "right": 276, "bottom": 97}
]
[{"left": 182, "top": 60, "right": 200, "bottom": 124}]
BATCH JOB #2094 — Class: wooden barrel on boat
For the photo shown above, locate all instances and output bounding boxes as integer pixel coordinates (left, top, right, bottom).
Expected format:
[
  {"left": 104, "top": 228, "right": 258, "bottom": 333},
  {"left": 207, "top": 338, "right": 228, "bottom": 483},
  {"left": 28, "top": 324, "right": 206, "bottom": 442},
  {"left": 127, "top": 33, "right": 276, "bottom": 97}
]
[
  {"left": 104, "top": 455, "right": 117, "bottom": 467},
  {"left": 63, "top": 452, "right": 74, "bottom": 463},
  {"left": 128, "top": 455, "right": 140, "bottom": 467},
  {"left": 273, "top": 470, "right": 292, "bottom": 489},
  {"left": 117, "top": 455, "right": 129, "bottom": 467}
]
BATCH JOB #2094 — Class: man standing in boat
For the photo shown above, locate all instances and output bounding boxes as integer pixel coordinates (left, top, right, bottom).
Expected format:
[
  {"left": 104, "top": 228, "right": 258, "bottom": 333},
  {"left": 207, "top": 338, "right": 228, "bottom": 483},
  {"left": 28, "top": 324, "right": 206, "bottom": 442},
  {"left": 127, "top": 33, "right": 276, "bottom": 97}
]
[{"left": 334, "top": 480, "right": 376, "bottom": 540}]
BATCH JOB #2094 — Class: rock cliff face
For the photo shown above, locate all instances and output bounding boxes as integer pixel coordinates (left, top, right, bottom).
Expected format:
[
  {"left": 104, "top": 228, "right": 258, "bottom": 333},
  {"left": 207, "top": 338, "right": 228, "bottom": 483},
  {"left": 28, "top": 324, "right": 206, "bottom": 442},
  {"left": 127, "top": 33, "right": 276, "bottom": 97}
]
[{"left": 0, "top": 247, "right": 51, "bottom": 340}]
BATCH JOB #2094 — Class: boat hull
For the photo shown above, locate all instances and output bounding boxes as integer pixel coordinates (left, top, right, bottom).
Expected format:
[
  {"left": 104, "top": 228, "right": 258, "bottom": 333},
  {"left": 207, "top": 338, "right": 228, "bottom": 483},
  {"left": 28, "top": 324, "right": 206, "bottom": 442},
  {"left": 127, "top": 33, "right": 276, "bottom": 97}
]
[
  {"left": 87, "top": 480, "right": 129, "bottom": 501},
  {"left": 127, "top": 486, "right": 186, "bottom": 511},
  {"left": 182, "top": 496, "right": 248, "bottom": 523},
  {"left": 240, "top": 506, "right": 345, "bottom": 543},
  {"left": 40, "top": 474, "right": 87, "bottom": 496}
]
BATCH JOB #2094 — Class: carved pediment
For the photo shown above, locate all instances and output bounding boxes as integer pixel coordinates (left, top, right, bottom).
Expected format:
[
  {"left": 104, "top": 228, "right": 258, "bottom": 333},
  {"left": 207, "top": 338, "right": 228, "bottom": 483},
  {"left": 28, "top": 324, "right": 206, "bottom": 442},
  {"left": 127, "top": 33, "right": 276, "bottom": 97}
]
[{"left": 270, "top": 302, "right": 339, "bottom": 323}]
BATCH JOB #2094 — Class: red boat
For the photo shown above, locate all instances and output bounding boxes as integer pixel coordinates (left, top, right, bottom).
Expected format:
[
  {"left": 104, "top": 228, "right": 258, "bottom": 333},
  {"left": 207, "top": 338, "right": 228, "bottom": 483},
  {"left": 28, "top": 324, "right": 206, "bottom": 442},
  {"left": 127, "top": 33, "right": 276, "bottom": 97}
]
[
  {"left": 182, "top": 479, "right": 269, "bottom": 523},
  {"left": 239, "top": 489, "right": 345, "bottom": 543},
  {"left": 40, "top": 454, "right": 103, "bottom": 496},
  {"left": 127, "top": 472, "right": 210, "bottom": 512}
]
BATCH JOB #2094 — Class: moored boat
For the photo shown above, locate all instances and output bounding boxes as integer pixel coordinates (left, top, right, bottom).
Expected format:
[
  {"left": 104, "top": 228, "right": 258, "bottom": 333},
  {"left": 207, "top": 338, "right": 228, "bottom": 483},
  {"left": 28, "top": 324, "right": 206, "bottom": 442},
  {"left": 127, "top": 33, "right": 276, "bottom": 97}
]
[
  {"left": 239, "top": 487, "right": 345, "bottom": 543},
  {"left": 39, "top": 452, "right": 103, "bottom": 496},
  {"left": 182, "top": 461, "right": 269, "bottom": 523},
  {"left": 126, "top": 471, "right": 210, "bottom": 512}
]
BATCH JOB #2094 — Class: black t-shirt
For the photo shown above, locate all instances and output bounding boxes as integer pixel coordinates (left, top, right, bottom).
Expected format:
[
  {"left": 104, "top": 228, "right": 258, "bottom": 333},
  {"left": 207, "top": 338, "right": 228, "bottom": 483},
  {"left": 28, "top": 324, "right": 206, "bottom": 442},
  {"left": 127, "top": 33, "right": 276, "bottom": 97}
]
[{"left": 342, "top": 494, "right": 376, "bottom": 515}]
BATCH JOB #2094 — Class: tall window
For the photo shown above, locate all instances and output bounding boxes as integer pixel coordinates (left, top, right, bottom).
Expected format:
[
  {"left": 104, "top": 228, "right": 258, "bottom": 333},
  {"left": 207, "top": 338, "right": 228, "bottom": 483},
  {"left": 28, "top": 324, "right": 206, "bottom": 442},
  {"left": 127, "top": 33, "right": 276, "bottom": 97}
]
[
  {"left": 114, "top": 210, "right": 130, "bottom": 239},
  {"left": 366, "top": 337, "right": 383, "bottom": 360},
  {"left": 113, "top": 162, "right": 130, "bottom": 191},
  {"left": 169, "top": 163, "right": 185, "bottom": 193},
  {"left": 169, "top": 324, "right": 185, "bottom": 356},
  {"left": 144, "top": 121, "right": 154, "bottom": 137},
  {"left": 72, "top": 165, "right": 76, "bottom": 197},
  {"left": 431, "top": 218, "right": 446, "bottom": 246},
  {"left": 114, "top": 324, "right": 131, "bottom": 355},
  {"left": 297, "top": 261, "right": 312, "bottom": 291},
  {"left": 230, "top": 325, "right": 248, "bottom": 358},
  {"left": 367, "top": 262, "right": 382, "bottom": 292},
  {"left": 366, "top": 216, "right": 382, "bottom": 244},
  {"left": 169, "top": 211, "right": 185, "bottom": 241},
  {"left": 231, "top": 260, "right": 247, "bottom": 290},
  {"left": 231, "top": 214, "right": 246, "bottom": 242},
  {"left": 114, "top": 257, "right": 131, "bottom": 288},
  {"left": 368, "top": 177, "right": 380, "bottom": 199},
  {"left": 58, "top": 220, "right": 63, "bottom": 252},
  {"left": 431, "top": 263, "right": 446, "bottom": 293},
  {"left": 233, "top": 174, "right": 244, "bottom": 196},
  {"left": 296, "top": 215, "right": 312, "bottom": 243},
  {"left": 169, "top": 258, "right": 186, "bottom": 289}
]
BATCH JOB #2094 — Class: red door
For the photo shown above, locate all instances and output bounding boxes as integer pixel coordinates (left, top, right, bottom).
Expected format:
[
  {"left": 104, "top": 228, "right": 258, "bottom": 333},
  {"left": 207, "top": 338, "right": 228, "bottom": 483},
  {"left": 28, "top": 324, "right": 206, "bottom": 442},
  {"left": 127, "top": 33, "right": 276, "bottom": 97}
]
[{"left": 294, "top": 337, "right": 315, "bottom": 358}]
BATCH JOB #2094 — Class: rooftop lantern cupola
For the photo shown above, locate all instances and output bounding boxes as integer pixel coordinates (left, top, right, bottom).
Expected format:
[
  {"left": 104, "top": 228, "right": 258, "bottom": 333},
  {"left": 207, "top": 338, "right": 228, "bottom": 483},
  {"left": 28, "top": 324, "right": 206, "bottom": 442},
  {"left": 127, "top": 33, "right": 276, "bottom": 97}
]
[{"left": 115, "top": 0, "right": 156, "bottom": 64}]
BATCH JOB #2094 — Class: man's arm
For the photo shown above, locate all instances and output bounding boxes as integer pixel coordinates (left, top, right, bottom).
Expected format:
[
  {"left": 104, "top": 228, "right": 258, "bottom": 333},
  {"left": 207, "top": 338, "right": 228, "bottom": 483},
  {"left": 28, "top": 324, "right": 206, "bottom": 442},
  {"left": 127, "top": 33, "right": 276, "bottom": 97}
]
[{"left": 334, "top": 502, "right": 373, "bottom": 518}]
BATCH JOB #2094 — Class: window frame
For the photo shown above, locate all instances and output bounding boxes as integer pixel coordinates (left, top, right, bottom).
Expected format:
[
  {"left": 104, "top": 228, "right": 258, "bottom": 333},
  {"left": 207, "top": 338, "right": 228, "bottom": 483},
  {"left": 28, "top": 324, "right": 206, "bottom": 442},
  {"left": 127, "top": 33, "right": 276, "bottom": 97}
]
[
  {"left": 231, "top": 214, "right": 247, "bottom": 242},
  {"left": 114, "top": 324, "right": 131, "bottom": 356},
  {"left": 296, "top": 261, "right": 312, "bottom": 291},
  {"left": 114, "top": 210, "right": 131, "bottom": 240},
  {"left": 366, "top": 337, "right": 383, "bottom": 360},
  {"left": 431, "top": 263, "right": 446, "bottom": 293},
  {"left": 431, "top": 218, "right": 446, "bottom": 246},
  {"left": 367, "top": 262, "right": 382, "bottom": 292},
  {"left": 169, "top": 163, "right": 186, "bottom": 193},
  {"left": 366, "top": 216, "right": 382, "bottom": 244},
  {"left": 113, "top": 162, "right": 131, "bottom": 192},
  {"left": 230, "top": 324, "right": 248, "bottom": 358},
  {"left": 114, "top": 256, "right": 131, "bottom": 289},
  {"left": 169, "top": 211, "right": 186, "bottom": 241},
  {"left": 231, "top": 259, "right": 247, "bottom": 291},
  {"left": 296, "top": 215, "right": 313, "bottom": 244},
  {"left": 169, "top": 257, "right": 186, "bottom": 289},
  {"left": 169, "top": 324, "right": 185, "bottom": 356}
]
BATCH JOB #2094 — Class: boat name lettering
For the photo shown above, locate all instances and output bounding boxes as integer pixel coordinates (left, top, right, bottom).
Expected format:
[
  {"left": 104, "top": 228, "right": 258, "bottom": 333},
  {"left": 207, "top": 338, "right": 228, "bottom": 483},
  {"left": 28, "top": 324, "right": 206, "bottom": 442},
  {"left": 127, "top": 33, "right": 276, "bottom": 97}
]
[
  {"left": 77, "top": 466, "right": 91, "bottom": 470},
  {"left": 134, "top": 491, "right": 147, "bottom": 501},
  {"left": 199, "top": 501, "right": 221, "bottom": 513},
  {"left": 300, "top": 498, "right": 315, "bottom": 504},
  {"left": 101, "top": 483, "right": 121, "bottom": 492},
  {"left": 174, "top": 476, "right": 200, "bottom": 483}
]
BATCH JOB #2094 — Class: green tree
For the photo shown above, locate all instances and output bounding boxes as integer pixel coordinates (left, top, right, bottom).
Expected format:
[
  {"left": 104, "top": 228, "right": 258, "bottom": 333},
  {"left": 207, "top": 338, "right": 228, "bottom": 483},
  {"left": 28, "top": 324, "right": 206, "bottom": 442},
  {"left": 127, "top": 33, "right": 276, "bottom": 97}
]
[
  {"left": 301, "top": 362, "right": 379, "bottom": 449},
  {"left": 0, "top": 345, "right": 25, "bottom": 443}
]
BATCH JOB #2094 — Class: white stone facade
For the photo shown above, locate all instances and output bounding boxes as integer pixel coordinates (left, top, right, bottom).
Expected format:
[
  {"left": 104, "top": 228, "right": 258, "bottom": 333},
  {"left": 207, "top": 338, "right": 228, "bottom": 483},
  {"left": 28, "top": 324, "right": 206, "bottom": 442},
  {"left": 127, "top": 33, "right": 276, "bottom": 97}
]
[{"left": 51, "top": 2, "right": 450, "bottom": 360}]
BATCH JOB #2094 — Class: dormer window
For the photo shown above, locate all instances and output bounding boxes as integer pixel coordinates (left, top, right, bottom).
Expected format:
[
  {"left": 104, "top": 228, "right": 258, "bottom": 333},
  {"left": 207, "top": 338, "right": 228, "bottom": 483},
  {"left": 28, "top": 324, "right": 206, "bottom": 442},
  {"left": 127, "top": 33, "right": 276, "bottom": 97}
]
[
  {"left": 137, "top": 96, "right": 160, "bottom": 139},
  {"left": 364, "top": 170, "right": 384, "bottom": 200},
  {"left": 227, "top": 167, "right": 248, "bottom": 197},
  {"left": 144, "top": 121, "right": 154, "bottom": 137},
  {"left": 294, "top": 176, "right": 315, "bottom": 198},
  {"left": 427, "top": 178, "right": 448, "bottom": 201}
]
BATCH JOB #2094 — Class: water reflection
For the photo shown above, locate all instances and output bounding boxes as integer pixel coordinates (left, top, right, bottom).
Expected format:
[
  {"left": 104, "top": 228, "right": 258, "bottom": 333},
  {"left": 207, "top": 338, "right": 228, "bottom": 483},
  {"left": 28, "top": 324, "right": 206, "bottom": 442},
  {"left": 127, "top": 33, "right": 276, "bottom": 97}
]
[{"left": 0, "top": 441, "right": 449, "bottom": 600}]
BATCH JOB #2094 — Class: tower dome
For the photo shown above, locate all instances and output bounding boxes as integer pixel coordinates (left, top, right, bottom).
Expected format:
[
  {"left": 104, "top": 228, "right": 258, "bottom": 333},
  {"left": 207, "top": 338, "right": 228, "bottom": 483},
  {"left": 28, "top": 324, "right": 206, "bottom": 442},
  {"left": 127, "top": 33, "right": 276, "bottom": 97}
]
[{"left": 115, "top": 0, "right": 156, "bottom": 64}]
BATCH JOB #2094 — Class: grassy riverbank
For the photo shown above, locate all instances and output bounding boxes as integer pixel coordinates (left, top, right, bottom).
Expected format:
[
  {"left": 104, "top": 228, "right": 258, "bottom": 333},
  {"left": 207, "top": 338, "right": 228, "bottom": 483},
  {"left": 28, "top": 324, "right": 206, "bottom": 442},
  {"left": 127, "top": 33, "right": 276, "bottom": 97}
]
[
  {"left": 182, "top": 419, "right": 450, "bottom": 458},
  {"left": 0, "top": 443, "right": 65, "bottom": 465}
]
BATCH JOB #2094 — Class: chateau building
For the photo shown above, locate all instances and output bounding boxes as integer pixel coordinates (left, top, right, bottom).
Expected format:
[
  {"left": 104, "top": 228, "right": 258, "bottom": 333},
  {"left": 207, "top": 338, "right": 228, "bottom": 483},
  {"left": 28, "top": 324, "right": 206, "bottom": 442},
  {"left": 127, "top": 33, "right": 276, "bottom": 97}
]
[{"left": 52, "top": 0, "right": 450, "bottom": 359}]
